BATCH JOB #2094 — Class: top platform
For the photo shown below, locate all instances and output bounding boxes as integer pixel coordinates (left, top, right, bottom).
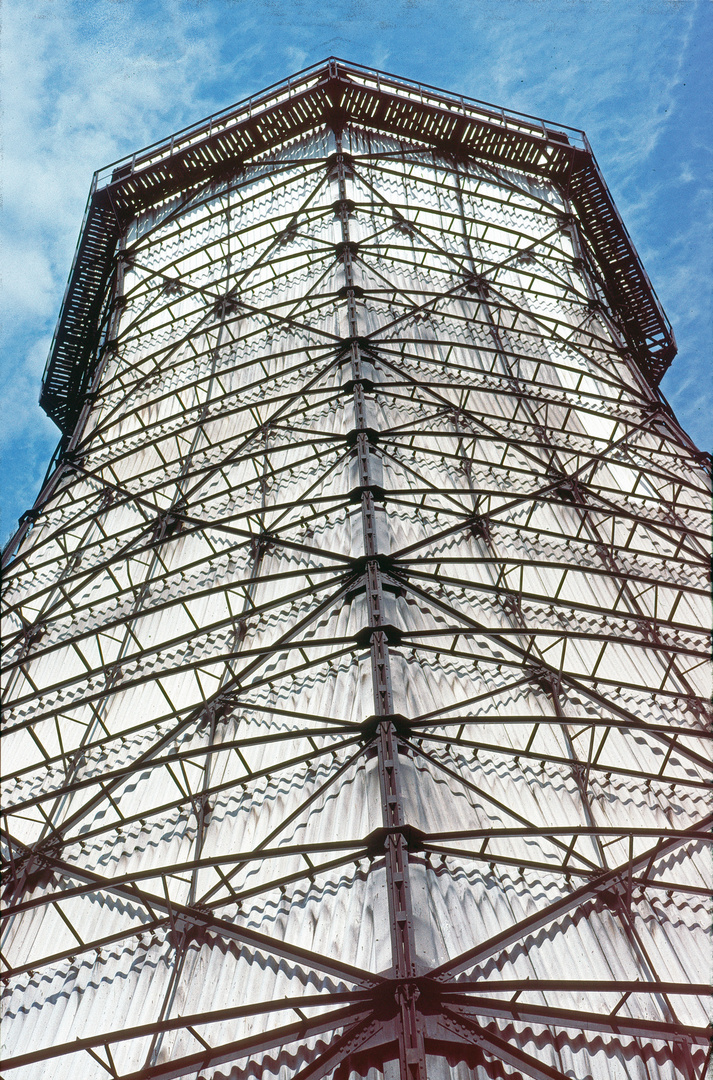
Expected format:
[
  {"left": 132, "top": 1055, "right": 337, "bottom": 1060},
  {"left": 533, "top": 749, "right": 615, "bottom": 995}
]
[{"left": 40, "top": 57, "right": 676, "bottom": 433}]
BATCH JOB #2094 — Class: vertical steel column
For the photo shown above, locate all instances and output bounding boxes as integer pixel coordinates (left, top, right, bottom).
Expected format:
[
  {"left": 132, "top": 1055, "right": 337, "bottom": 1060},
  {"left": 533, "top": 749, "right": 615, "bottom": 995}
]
[{"left": 332, "top": 141, "right": 427, "bottom": 1079}]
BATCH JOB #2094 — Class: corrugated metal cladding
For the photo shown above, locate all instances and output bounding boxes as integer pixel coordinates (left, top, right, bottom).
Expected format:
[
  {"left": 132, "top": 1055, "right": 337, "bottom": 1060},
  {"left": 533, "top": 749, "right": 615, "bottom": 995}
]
[{"left": 1, "top": 76, "right": 711, "bottom": 1080}]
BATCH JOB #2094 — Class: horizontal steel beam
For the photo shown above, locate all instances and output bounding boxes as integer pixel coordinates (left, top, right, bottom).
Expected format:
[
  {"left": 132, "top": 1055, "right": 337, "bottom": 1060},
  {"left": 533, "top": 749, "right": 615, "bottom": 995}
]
[
  {"left": 0, "top": 992, "right": 375, "bottom": 1072},
  {"left": 447, "top": 995, "right": 710, "bottom": 1045}
]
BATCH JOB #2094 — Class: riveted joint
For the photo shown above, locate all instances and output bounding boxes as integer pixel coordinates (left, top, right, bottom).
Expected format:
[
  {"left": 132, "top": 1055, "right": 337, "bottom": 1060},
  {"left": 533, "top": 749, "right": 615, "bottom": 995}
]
[
  {"left": 468, "top": 513, "right": 491, "bottom": 543},
  {"left": 349, "top": 483, "right": 385, "bottom": 503},
  {"left": 464, "top": 273, "right": 490, "bottom": 295},
  {"left": 18, "top": 507, "right": 41, "bottom": 525},
  {"left": 365, "top": 823, "right": 425, "bottom": 858},
  {"left": 360, "top": 712, "right": 411, "bottom": 740},
  {"left": 528, "top": 665, "right": 558, "bottom": 696},
  {"left": 326, "top": 152, "right": 354, "bottom": 180},
  {"left": 332, "top": 198, "right": 356, "bottom": 217},
  {"left": 345, "top": 426, "right": 379, "bottom": 447},
  {"left": 342, "top": 377, "right": 376, "bottom": 394},
  {"left": 335, "top": 240, "right": 360, "bottom": 260},
  {"left": 355, "top": 623, "right": 403, "bottom": 647}
]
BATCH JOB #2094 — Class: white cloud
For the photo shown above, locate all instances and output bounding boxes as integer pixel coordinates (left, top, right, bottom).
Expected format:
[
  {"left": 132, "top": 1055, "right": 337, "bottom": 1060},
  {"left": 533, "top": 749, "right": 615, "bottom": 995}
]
[{"left": 0, "top": 242, "right": 56, "bottom": 320}]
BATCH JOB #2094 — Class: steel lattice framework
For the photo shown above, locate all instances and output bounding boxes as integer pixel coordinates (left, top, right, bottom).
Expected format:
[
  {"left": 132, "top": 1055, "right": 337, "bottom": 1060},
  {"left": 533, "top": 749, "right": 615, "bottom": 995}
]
[{"left": 1, "top": 59, "right": 711, "bottom": 1080}]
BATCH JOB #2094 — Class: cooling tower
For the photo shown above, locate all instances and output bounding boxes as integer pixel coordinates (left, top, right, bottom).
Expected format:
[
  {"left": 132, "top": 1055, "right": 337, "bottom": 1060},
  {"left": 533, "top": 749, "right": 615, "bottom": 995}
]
[{"left": 2, "top": 59, "right": 710, "bottom": 1080}]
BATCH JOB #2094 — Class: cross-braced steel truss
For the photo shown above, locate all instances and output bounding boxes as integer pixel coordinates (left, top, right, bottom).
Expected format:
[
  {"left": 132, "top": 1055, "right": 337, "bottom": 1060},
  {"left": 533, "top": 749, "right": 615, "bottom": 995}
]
[{"left": 2, "top": 59, "right": 711, "bottom": 1080}]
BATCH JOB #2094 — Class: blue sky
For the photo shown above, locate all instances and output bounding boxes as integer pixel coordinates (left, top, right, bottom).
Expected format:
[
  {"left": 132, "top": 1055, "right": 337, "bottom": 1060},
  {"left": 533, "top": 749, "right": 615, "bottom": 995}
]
[{"left": 1, "top": 0, "right": 711, "bottom": 545}]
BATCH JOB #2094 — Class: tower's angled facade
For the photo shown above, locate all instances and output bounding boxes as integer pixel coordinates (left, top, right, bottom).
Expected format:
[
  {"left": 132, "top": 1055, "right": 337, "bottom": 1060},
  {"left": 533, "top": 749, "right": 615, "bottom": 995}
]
[{"left": 1, "top": 59, "right": 710, "bottom": 1080}]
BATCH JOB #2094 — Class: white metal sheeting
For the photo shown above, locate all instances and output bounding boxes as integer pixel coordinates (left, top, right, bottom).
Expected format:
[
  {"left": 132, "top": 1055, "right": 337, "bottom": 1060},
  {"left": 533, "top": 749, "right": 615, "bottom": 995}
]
[{"left": 2, "top": 119, "right": 711, "bottom": 1080}]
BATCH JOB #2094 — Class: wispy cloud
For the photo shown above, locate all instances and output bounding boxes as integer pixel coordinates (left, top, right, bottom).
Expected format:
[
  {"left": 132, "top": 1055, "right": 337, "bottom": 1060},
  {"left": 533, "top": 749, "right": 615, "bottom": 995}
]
[{"left": 1, "top": 1, "right": 234, "bottom": 321}]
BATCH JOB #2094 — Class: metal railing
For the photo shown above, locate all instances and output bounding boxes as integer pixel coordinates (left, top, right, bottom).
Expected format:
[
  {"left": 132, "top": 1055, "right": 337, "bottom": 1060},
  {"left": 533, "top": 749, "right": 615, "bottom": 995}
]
[{"left": 93, "top": 57, "right": 588, "bottom": 190}]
